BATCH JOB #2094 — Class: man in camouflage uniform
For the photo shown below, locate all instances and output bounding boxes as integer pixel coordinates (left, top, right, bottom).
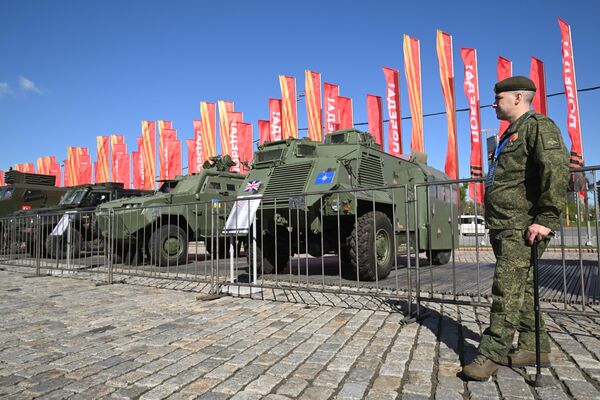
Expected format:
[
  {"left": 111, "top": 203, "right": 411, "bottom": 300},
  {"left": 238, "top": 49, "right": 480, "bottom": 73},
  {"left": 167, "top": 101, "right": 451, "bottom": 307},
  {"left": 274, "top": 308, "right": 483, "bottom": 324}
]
[{"left": 461, "top": 76, "right": 569, "bottom": 381}]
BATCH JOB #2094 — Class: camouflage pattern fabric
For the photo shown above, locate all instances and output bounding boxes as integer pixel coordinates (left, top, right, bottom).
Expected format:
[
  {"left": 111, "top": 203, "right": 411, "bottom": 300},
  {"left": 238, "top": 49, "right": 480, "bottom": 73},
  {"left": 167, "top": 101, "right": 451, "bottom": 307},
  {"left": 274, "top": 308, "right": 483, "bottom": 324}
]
[
  {"left": 479, "top": 229, "right": 551, "bottom": 362},
  {"left": 480, "top": 111, "right": 569, "bottom": 363},
  {"left": 485, "top": 112, "right": 569, "bottom": 231}
]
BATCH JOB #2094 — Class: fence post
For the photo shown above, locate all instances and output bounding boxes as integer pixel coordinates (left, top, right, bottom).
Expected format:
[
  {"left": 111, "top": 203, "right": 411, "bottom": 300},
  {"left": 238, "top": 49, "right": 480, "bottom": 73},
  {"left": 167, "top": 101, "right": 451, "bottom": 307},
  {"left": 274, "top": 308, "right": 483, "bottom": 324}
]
[
  {"left": 35, "top": 215, "right": 41, "bottom": 276},
  {"left": 107, "top": 209, "right": 114, "bottom": 284}
]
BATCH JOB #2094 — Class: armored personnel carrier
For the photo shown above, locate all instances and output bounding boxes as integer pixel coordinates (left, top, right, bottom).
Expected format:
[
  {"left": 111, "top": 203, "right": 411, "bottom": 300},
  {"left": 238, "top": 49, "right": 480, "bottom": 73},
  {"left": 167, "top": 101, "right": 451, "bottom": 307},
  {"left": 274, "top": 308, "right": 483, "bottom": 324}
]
[
  {"left": 95, "top": 155, "right": 246, "bottom": 266},
  {"left": 10, "top": 183, "right": 152, "bottom": 258},
  {"left": 0, "top": 170, "right": 68, "bottom": 218},
  {"left": 235, "top": 129, "right": 459, "bottom": 281}
]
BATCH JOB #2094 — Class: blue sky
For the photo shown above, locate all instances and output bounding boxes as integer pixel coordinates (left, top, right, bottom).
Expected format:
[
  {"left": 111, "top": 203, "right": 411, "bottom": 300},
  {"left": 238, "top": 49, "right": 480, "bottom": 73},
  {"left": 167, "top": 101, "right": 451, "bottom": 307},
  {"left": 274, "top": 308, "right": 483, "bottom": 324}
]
[{"left": 1, "top": 0, "right": 598, "bottom": 178}]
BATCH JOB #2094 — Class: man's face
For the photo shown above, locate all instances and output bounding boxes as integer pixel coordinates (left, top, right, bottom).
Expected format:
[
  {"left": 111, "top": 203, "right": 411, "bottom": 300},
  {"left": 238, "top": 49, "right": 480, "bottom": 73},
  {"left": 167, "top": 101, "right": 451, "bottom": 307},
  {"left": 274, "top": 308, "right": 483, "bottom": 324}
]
[{"left": 492, "top": 92, "right": 516, "bottom": 121}]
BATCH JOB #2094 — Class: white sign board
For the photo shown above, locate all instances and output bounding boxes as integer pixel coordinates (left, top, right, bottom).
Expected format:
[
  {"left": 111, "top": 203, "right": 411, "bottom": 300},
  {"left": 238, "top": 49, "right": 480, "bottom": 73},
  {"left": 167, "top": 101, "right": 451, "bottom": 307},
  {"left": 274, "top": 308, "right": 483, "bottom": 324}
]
[
  {"left": 223, "top": 195, "right": 262, "bottom": 234},
  {"left": 51, "top": 214, "right": 72, "bottom": 236}
]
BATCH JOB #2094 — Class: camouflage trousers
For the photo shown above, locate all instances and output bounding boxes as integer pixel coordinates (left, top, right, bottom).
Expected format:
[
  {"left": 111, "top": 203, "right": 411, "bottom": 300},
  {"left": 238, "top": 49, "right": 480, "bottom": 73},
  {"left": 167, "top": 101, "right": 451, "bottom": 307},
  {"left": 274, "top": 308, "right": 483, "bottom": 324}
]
[{"left": 479, "top": 229, "right": 551, "bottom": 363}]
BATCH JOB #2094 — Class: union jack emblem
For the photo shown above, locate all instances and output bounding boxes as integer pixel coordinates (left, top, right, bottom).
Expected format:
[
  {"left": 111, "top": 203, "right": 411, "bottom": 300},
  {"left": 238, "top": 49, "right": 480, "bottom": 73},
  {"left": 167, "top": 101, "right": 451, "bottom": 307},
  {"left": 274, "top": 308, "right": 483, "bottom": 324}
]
[{"left": 243, "top": 180, "right": 261, "bottom": 192}]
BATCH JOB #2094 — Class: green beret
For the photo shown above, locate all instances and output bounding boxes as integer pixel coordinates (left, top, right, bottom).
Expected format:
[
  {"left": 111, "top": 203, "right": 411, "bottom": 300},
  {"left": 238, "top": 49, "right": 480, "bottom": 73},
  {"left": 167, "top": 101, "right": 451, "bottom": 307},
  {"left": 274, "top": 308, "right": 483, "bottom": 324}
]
[{"left": 494, "top": 76, "right": 537, "bottom": 93}]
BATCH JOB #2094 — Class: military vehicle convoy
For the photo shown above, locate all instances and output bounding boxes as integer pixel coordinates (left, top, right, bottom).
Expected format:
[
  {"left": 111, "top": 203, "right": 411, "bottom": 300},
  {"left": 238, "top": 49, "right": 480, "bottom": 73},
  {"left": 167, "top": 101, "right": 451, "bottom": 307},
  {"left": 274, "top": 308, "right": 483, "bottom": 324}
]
[
  {"left": 10, "top": 183, "right": 151, "bottom": 258},
  {"left": 95, "top": 155, "right": 245, "bottom": 266},
  {"left": 0, "top": 170, "right": 68, "bottom": 218},
  {"left": 235, "top": 129, "right": 459, "bottom": 281}
]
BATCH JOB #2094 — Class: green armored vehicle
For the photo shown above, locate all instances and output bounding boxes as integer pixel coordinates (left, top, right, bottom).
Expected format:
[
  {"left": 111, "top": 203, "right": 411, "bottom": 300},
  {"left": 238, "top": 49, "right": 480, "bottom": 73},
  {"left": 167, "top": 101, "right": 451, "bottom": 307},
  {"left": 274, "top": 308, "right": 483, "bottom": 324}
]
[
  {"left": 10, "top": 183, "right": 152, "bottom": 258},
  {"left": 0, "top": 170, "right": 68, "bottom": 218},
  {"left": 96, "top": 155, "right": 245, "bottom": 266},
  {"left": 236, "top": 129, "right": 459, "bottom": 281}
]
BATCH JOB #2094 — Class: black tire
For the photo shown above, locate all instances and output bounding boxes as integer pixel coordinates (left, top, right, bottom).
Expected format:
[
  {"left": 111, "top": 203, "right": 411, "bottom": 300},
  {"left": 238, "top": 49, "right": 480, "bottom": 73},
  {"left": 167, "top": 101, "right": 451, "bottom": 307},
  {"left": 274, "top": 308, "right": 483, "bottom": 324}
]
[
  {"left": 45, "top": 229, "right": 82, "bottom": 259},
  {"left": 148, "top": 224, "right": 188, "bottom": 267},
  {"left": 248, "top": 232, "right": 289, "bottom": 274},
  {"left": 344, "top": 211, "right": 394, "bottom": 281},
  {"left": 429, "top": 250, "right": 451, "bottom": 265}
]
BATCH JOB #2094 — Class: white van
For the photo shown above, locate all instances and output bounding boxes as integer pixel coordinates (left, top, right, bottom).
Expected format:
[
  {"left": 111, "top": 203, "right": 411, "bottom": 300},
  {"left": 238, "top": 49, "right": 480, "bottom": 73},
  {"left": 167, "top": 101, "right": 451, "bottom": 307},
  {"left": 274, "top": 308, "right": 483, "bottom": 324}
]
[{"left": 459, "top": 215, "right": 488, "bottom": 236}]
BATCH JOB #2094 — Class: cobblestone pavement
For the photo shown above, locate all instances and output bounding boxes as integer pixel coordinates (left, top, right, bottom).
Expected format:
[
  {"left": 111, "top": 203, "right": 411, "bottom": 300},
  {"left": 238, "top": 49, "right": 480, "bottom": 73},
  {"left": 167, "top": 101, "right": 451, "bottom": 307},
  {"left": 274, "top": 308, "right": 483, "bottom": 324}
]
[{"left": 1, "top": 269, "right": 600, "bottom": 399}]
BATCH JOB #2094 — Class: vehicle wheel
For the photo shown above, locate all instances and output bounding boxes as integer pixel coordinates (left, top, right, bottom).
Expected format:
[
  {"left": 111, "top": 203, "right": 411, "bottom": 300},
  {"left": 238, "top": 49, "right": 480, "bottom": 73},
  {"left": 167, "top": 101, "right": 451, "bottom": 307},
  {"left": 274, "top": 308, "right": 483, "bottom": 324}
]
[
  {"left": 248, "top": 232, "right": 289, "bottom": 274},
  {"left": 26, "top": 235, "right": 48, "bottom": 258},
  {"left": 148, "top": 224, "right": 188, "bottom": 267},
  {"left": 429, "top": 250, "right": 451, "bottom": 265},
  {"left": 344, "top": 211, "right": 394, "bottom": 281},
  {"left": 45, "top": 229, "right": 82, "bottom": 259}
]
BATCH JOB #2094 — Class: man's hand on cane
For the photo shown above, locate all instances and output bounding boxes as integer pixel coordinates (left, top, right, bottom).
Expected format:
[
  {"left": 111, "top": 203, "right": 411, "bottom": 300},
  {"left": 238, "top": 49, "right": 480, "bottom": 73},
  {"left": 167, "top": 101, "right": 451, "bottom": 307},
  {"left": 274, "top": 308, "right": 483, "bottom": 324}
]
[{"left": 526, "top": 224, "right": 554, "bottom": 245}]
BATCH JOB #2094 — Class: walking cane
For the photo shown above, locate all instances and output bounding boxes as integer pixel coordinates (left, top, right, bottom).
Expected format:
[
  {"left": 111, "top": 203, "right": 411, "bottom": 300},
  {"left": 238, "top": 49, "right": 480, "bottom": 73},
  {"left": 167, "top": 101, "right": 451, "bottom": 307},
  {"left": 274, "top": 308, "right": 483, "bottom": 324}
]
[{"left": 530, "top": 231, "right": 554, "bottom": 387}]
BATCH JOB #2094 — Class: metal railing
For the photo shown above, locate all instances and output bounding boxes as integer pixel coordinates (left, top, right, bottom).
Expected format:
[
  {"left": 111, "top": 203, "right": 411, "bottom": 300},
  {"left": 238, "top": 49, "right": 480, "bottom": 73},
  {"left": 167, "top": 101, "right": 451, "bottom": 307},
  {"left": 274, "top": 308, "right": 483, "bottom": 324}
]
[{"left": 0, "top": 167, "right": 598, "bottom": 317}]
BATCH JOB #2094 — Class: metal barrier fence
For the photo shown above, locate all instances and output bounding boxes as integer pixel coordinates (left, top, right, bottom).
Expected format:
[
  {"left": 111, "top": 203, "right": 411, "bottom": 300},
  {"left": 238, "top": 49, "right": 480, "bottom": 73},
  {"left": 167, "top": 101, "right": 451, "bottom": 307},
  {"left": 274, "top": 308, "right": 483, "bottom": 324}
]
[{"left": 0, "top": 167, "right": 598, "bottom": 317}]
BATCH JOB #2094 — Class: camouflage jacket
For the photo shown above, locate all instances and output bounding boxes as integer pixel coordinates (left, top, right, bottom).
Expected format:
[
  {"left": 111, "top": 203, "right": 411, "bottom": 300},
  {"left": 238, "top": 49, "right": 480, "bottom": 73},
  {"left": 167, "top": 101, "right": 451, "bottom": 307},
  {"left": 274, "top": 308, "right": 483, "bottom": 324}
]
[{"left": 484, "top": 111, "right": 569, "bottom": 230}]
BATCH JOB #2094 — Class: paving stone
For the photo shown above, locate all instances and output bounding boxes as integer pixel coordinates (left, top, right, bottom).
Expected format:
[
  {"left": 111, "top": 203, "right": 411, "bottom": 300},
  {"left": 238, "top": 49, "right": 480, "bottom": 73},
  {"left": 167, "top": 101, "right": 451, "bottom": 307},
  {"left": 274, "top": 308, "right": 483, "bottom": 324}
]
[
  {"left": 244, "top": 374, "right": 283, "bottom": 395},
  {"left": 467, "top": 380, "right": 500, "bottom": 399},
  {"left": 335, "top": 382, "right": 368, "bottom": 399},
  {"left": 276, "top": 376, "right": 309, "bottom": 397},
  {"left": 563, "top": 379, "right": 600, "bottom": 400},
  {"left": 299, "top": 386, "right": 335, "bottom": 400}
]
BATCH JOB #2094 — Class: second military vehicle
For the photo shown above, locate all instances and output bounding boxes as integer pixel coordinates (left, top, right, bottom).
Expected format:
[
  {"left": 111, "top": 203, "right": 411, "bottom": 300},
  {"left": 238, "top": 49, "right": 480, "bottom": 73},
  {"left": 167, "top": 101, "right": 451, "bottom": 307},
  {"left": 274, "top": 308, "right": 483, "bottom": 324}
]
[
  {"left": 0, "top": 170, "right": 68, "bottom": 218},
  {"left": 95, "top": 155, "right": 246, "bottom": 266},
  {"left": 10, "top": 183, "right": 152, "bottom": 258},
  {"left": 233, "top": 129, "right": 459, "bottom": 281}
]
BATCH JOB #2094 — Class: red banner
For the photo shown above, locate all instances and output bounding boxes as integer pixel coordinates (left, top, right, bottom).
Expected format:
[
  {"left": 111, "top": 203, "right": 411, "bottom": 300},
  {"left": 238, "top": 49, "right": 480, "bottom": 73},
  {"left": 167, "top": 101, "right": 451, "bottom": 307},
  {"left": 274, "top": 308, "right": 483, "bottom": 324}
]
[
  {"left": 79, "top": 153, "right": 92, "bottom": 185},
  {"left": 228, "top": 112, "right": 244, "bottom": 172},
  {"left": 530, "top": 57, "right": 548, "bottom": 116},
  {"left": 279, "top": 75, "right": 298, "bottom": 139},
  {"left": 164, "top": 139, "right": 181, "bottom": 180},
  {"left": 436, "top": 30, "right": 458, "bottom": 180},
  {"left": 50, "top": 163, "right": 61, "bottom": 186},
  {"left": 338, "top": 96, "right": 353, "bottom": 129},
  {"left": 0, "top": 171, "right": 4, "bottom": 186},
  {"left": 218, "top": 100, "right": 235, "bottom": 156},
  {"left": 367, "top": 94, "right": 383, "bottom": 147},
  {"left": 159, "top": 128, "right": 177, "bottom": 180},
  {"left": 236, "top": 122, "right": 253, "bottom": 173},
  {"left": 96, "top": 136, "right": 110, "bottom": 183},
  {"left": 186, "top": 139, "right": 196, "bottom": 175},
  {"left": 132, "top": 151, "right": 142, "bottom": 189},
  {"left": 258, "top": 120, "right": 270, "bottom": 144},
  {"left": 559, "top": 17, "right": 584, "bottom": 168},
  {"left": 269, "top": 99, "right": 282, "bottom": 141},
  {"left": 141, "top": 121, "right": 156, "bottom": 190},
  {"left": 305, "top": 70, "right": 323, "bottom": 142},
  {"left": 66, "top": 147, "right": 76, "bottom": 186},
  {"left": 403, "top": 34, "right": 424, "bottom": 153},
  {"left": 324, "top": 83, "right": 339, "bottom": 134},
  {"left": 497, "top": 56, "right": 512, "bottom": 136},
  {"left": 200, "top": 102, "right": 217, "bottom": 162},
  {"left": 191, "top": 120, "right": 203, "bottom": 173},
  {"left": 158, "top": 120, "right": 172, "bottom": 133},
  {"left": 382, "top": 67, "right": 402, "bottom": 156},
  {"left": 15, "top": 163, "right": 35, "bottom": 173},
  {"left": 112, "top": 143, "right": 127, "bottom": 186},
  {"left": 461, "top": 48, "right": 484, "bottom": 204}
]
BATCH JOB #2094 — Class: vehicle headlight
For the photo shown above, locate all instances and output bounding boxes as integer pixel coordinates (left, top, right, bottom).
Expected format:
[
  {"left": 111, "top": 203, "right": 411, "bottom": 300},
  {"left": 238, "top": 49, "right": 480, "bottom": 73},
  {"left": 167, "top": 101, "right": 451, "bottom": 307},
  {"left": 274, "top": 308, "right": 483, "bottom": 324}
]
[
  {"left": 330, "top": 198, "right": 339, "bottom": 212},
  {"left": 125, "top": 203, "right": 140, "bottom": 208}
]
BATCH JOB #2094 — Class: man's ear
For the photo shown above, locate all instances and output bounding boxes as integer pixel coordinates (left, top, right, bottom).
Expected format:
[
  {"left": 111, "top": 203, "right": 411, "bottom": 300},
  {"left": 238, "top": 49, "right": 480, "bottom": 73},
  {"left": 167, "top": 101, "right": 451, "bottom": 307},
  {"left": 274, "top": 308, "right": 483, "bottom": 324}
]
[{"left": 513, "top": 92, "right": 522, "bottom": 105}]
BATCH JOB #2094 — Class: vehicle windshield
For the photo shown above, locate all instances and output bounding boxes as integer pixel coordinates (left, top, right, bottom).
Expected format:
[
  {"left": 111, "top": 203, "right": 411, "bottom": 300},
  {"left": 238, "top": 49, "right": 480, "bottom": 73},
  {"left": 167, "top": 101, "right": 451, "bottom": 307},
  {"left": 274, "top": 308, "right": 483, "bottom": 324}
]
[
  {"left": 254, "top": 148, "right": 285, "bottom": 164},
  {"left": 0, "top": 186, "right": 13, "bottom": 200},
  {"left": 59, "top": 189, "right": 88, "bottom": 205},
  {"left": 171, "top": 177, "right": 198, "bottom": 194},
  {"left": 158, "top": 180, "right": 178, "bottom": 193}
]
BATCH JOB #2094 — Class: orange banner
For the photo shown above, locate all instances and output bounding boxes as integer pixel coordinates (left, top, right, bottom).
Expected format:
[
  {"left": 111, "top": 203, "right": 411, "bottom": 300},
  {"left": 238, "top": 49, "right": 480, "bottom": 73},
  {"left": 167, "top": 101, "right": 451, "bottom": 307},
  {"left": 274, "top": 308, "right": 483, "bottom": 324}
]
[
  {"left": 228, "top": 111, "right": 243, "bottom": 172},
  {"left": 269, "top": 99, "right": 282, "bottom": 141},
  {"left": 141, "top": 121, "right": 156, "bottom": 190},
  {"left": 436, "top": 30, "right": 458, "bottom": 180},
  {"left": 279, "top": 75, "right": 298, "bottom": 139},
  {"left": 79, "top": 152, "right": 92, "bottom": 185},
  {"left": 366, "top": 94, "right": 383, "bottom": 147},
  {"left": 66, "top": 147, "right": 78, "bottom": 186},
  {"left": 191, "top": 120, "right": 203, "bottom": 173},
  {"left": 186, "top": 140, "right": 196, "bottom": 175},
  {"left": 218, "top": 100, "right": 235, "bottom": 156},
  {"left": 403, "top": 34, "right": 424, "bottom": 153},
  {"left": 497, "top": 56, "right": 512, "bottom": 136},
  {"left": 15, "top": 163, "right": 35, "bottom": 173},
  {"left": 50, "top": 163, "right": 61, "bottom": 186},
  {"left": 382, "top": 67, "right": 402, "bottom": 156},
  {"left": 164, "top": 139, "right": 181, "bottom": 180},
  {"left": 305, "top": 70, "right": 322, "bottom": 141},
  {"left": 338, "top": 96, "right": 353, "bottom": 129},
  {"left": 200, "top": 102, "right": 217, "bottom": 161},
  {"left": 112, "top": 143, "right": 127, "bottom": 186},
  {"left": 461, "top": 48, "right": 484, "bottom": 204},
  {"left": 559, "top": 17, "right": 584, "bottom": 168},
  {"left": 258, "top": 120, "right": 270, "bottom": 144},
  {"left": 323, "top": 83, "right": 339, "bottom": 134},
  {"left": 236, "top": 122, "right": 253, "bottom": 173},
  {"left": 96, "top": 136, "right": 110, "bottom": 183},
  {"left": 530, "top": 57, "right": 548, "bottom": 116}
]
